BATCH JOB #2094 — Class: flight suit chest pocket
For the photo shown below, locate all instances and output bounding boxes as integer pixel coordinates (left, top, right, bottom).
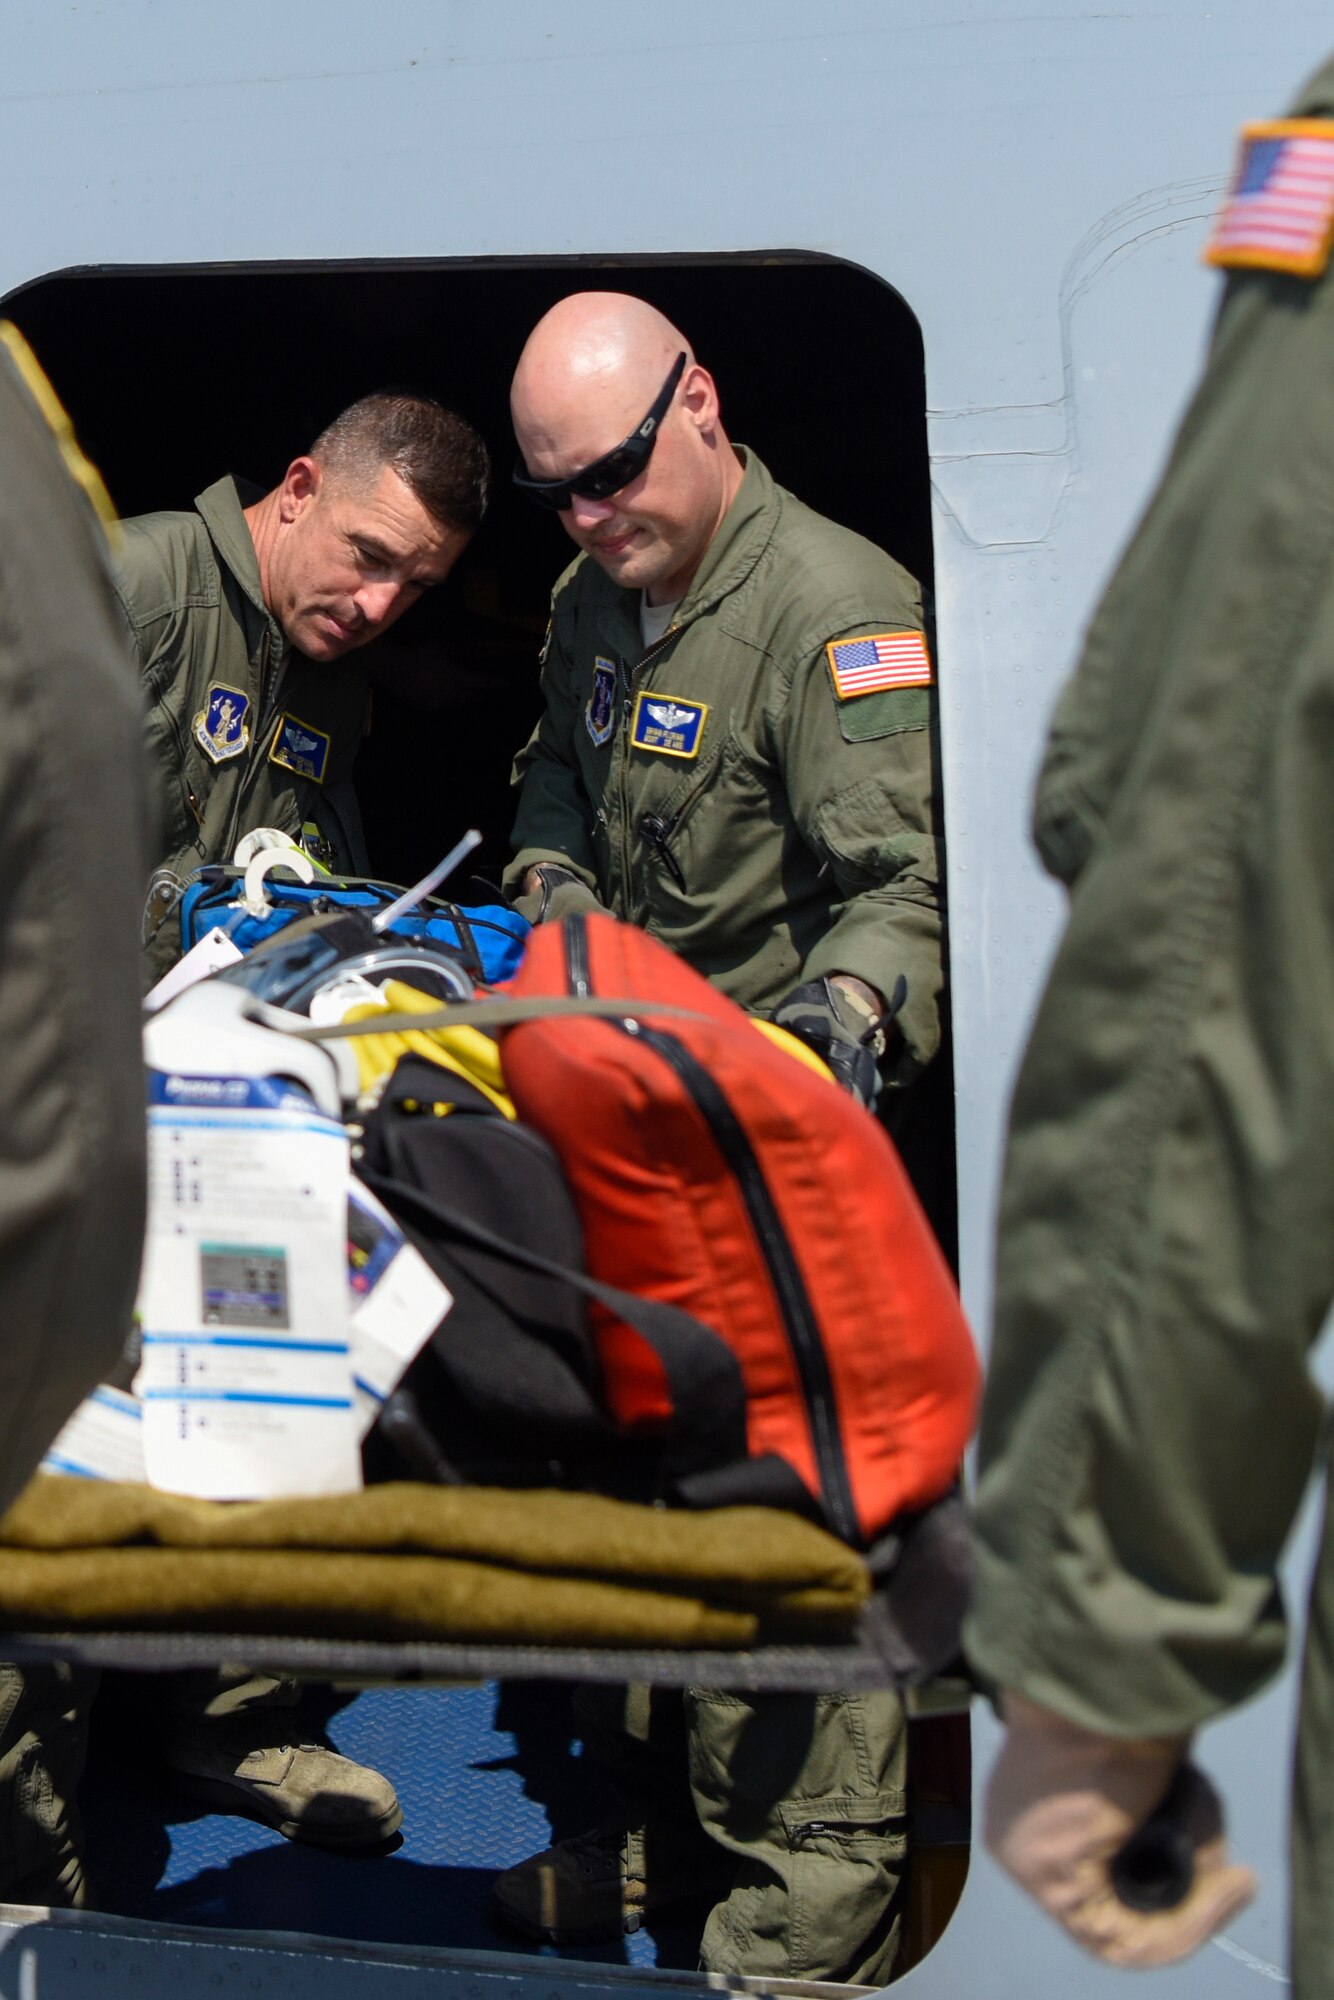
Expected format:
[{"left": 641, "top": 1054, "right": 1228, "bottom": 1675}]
[{"left": 635, "top": 735, "right": 753, "bottom": 902}]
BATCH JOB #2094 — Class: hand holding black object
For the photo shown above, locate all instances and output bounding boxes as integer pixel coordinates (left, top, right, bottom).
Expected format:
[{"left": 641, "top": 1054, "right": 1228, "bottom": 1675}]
[
  {"left": 985, "top": 1693, "right": 1256, "bottom": 1968},
  {"left": 514, "top": 862, "right": 600, "bottom": 924}
]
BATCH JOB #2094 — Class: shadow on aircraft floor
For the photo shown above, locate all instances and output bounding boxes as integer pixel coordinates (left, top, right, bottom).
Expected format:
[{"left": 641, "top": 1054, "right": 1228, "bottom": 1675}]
[{"left": 77, "top": 1676, "right": 702, "bottom": 1968}]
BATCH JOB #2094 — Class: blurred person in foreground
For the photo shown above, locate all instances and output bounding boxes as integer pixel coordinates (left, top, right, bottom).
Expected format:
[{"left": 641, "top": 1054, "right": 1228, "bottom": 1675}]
[
  {"left": 0, "top": 322, "right": 148, "bottom": 1900},
  {"left": 967, "top": 55, "right": 1334, "bottom": 1992}
]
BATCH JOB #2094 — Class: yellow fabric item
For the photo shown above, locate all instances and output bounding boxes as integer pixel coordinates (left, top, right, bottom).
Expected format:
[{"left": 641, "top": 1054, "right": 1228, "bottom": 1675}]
[
  {"left": 339, "top": 977, "right": 826, "bottom": 1105},
  {"left": 342, "top": 979, "right": 515, "bottom": 1115},
  {"left": 753, "top": 1017, "right": 837, "bottom": 1081},
  {"left": 0, "top": 1477, "right": 869, "bottom": 1648},
  {"left": 0, "top": 324, "right": 120, "bottom": 546}
]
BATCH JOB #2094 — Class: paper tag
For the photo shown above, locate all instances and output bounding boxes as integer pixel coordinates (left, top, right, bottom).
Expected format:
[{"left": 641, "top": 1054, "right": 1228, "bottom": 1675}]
[
  {"left": 347, "top": 1183, "right": 452, "bottom": 1439},
  {"left": 144, "top": 927, "right": 245, "bottom": 1013},
  {"left": 136, "top": 1072, "right": 361, "bottom": 1500},
  {"left": 43, "top": 1386, "right": 145, "bottom": 1483}
]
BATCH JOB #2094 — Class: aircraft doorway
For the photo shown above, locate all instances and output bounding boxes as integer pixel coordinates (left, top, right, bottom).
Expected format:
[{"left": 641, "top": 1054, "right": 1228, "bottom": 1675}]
[
  {"left": 3, "top": 253, "right": 967, "bottom": 1977},
  {"left": 9, "top": 249, "right": 956, "bottom": 1250},
  {"left": 11, "top": 252, "right": 956, "bottom": 1226},
  {"left": 9, "top": 249, "right": 955, "bottom": 1230}
]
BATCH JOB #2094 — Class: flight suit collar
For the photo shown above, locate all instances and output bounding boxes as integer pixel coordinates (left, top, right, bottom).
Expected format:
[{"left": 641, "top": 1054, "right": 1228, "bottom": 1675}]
[
  {"left": 672, "top": 445, "right": 778, "bottom": 626},
  {"left": 584, "top": 447, "right": 779, "bottom": 660},
  {"left": 195, "top": 475, "right": 282, "bottom": 639}
]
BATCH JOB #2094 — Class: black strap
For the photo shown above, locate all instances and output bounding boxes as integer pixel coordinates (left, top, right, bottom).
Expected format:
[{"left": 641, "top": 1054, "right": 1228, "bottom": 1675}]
[
  {"left": 436, "top": 911, "right": 528, "bottom": 947},
  {"left": 366, "top": 1171, "right": 749, "bottom": 1489},
  {"left": 436, "top": 902, "right": 483, "bottom": 978}
]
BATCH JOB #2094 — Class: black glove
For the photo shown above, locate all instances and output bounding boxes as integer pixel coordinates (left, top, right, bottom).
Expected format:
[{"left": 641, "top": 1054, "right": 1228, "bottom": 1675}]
[
  {"left": 513, "top": 863, "right": 601, "bottom": 925},
  {"left": 772, "top": 976, "right": 888, "bottom": 1109}
]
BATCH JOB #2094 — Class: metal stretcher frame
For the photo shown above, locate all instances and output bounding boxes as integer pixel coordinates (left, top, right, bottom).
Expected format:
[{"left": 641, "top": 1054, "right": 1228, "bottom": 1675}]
[
  {"left": 0, "top": 1489, "right": 973, "bottom": 1705},
  {"left": 0, "top": 1612, "right": 974, "bottom": 1713}
]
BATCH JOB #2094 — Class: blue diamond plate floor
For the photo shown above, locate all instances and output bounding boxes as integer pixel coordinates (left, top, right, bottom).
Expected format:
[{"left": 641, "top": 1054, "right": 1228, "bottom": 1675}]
[{"left": 79, "top": 1677, "right": 704, "bottom": 1969}]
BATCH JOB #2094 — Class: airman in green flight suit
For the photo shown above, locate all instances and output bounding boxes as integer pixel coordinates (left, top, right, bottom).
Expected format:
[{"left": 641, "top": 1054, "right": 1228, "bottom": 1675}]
[{"left": 968, "top": 54, "right": 1334, "bottom": 1995}]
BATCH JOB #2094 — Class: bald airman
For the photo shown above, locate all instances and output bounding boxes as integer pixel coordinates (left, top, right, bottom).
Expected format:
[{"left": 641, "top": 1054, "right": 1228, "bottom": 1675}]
[{"left": 496, "top": 291, "right": 946, "bottom": 1983}]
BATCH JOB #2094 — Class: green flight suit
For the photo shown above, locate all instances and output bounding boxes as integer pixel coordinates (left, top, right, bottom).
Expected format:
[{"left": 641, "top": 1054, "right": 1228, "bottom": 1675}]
[
  {"left": 506, "top": 448, "right": 936, "bottom": 1980},
  {"left": 506, "top": 447, "right": 943, "bottom": 1080},
  {"left": 0, "top": 327, "right": 149, "bottom": 1900},
  {"left": 114, "top": 476, "right": 372, "bottom": 971},
  {"left": 966, "top": 55, "right": 1334, "bottom": 1997}
]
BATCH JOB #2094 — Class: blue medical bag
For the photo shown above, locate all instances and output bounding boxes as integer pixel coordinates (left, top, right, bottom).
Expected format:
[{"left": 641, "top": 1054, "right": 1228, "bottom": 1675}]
[{"left": 178, "top": 868, "right": 530, "bottom": 986}]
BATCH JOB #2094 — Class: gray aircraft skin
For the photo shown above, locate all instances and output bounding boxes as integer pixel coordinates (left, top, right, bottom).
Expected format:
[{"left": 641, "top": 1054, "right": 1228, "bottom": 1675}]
[{"left": 0, "top": 2, "right": 1329, "bottom": 1993}]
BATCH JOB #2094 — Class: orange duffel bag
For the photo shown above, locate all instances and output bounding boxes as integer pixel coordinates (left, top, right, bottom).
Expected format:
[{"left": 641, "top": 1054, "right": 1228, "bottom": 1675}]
[{"left": 501, "top": 913, "right": 980, "bottom": 1550}]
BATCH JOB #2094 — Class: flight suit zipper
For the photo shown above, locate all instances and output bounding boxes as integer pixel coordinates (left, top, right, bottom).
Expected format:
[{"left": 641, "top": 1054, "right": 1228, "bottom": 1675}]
[
  {"left": 160, "top": 702, "right": 206, "bottom": 850},
  {"left": 612, "top": 627, "right": 682, "bottom": 905},
  {"left": 225, "top": 632, "right": 288, "bottom": 860}
]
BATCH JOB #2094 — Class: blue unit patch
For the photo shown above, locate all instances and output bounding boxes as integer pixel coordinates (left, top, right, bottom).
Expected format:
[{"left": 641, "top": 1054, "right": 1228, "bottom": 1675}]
[
  {"left": 269, "top": 712, "right": 332, "bottom": 784},
  {"left": 630, "top": 690, "right": 708, "bottom": 759},
  {"left": 586, "top": 657, "right": 617, "bottom": 747},
  {"left": 193, "top": 683, "right": 251, "bottom": 764}
]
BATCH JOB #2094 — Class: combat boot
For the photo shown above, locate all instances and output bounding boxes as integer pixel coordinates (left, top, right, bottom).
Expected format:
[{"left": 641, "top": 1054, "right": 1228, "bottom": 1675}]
[
  {"left": 491, "top": 1817, "right": 731, "bottom": 1945},
  {"left": 163, "top": 1715, "right": 402, "bottom": 1848},
  {"left": 0, "top": 1663, "right": 96, "bottom": 1909}
]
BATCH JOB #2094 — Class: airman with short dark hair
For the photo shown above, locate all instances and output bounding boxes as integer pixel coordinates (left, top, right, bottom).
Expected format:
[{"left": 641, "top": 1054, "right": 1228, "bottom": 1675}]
[{"left": 124, "top": 389, "right": 489, "bottom": 971}]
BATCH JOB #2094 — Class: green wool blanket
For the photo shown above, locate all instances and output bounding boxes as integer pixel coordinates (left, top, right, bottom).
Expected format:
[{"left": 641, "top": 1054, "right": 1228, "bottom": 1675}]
[{"left": 0, "top": 1477, "right": 869, "bottom": 1649}]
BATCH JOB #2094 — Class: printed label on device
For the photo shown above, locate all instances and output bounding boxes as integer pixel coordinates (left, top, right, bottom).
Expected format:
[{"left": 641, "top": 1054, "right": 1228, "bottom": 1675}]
[{"left": 135, "top": 1072, "right": 361, "bottom": 1500}]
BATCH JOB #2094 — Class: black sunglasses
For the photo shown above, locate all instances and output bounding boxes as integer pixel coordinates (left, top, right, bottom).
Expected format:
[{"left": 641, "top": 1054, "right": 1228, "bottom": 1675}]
[{"left": 513, "top": 352, "right": 688, "bottom": 512}]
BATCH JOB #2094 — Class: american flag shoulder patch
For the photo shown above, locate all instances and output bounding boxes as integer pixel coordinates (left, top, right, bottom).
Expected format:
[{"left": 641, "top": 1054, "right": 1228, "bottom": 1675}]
[
  {"left": 1205, "top": 119, "right": 1334, "bottom": 279},
  {"left": 825, "top": 631, "right": 932, "bottom": 700}
]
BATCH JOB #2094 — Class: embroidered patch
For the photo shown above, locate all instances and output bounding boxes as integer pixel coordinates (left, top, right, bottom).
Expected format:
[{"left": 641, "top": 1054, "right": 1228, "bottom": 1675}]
[
  {"left": 826, "top": 632, "right": 933, "bottom": 700},
  {"left": 1205, "top": 120, "right": 1334, "bottom": 278},
  {"left": 193, "top": 683, "right": 251, "bottom": 764},
  {"left": 269, "top": 713, "right": 331, "bottom": 785},
  {"left": 586, "top": 657, "right": 617, "bottom": 747},
  {"left": 630, "top": 691, "right": 708, "bottom": 759}
]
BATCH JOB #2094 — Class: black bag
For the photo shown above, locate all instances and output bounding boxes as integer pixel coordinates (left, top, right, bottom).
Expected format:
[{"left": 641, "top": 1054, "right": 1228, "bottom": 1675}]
[{"left": 356, "top": 1054, "right": 756, "bottom": 1503}]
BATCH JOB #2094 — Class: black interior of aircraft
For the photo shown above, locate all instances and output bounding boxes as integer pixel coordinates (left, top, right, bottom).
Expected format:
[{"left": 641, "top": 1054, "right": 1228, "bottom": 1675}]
[{"left": 6, "top": 255, "right": 954, "bottom": 1254}]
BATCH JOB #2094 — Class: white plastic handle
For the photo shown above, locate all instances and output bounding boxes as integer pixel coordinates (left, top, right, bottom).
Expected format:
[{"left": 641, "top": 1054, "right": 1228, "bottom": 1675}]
[
  {"left": 242, "top": 845, "right": 316, "bottom": 918},
  {"left": 232, "top": 825, "right": 303, "bottom": 869}
]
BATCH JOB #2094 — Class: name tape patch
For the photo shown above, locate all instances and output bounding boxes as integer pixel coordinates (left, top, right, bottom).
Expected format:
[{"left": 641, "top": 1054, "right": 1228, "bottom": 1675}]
[
  {"left": 630, "top": 690, "right": 708, "bottom": 759},
  {"left": 826, "top": 632, "right": 932, "bottom": 700},
  {"left": 586, "top": 657, "right": 617, "bottom": 747},
  {"left": 1205, "top": 120, "right": 1334, "bottom": 278},
  {"left": 193, "top": 683, "right": 251, "bottom": 764},
  {"left": 269, "top": 712, "right": 331, "bottom": 785}
]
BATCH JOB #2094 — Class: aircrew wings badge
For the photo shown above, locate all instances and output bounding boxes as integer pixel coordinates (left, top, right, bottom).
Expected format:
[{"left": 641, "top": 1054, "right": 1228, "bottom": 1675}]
[
  {"left": 630, "top": 690, "right": 707, "bottom": 758},
  {"left": 1205, "top": 120, "right": 1334, "bottom": 278},
  {"left": 269, "top": 712, "right": 331, "bottom": 784},
  {"left": 193, "top": 682, "right": 251, "bottom": 763},
  {"left": 826, "top": 632, "right": 932, "bottom": 700}
]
